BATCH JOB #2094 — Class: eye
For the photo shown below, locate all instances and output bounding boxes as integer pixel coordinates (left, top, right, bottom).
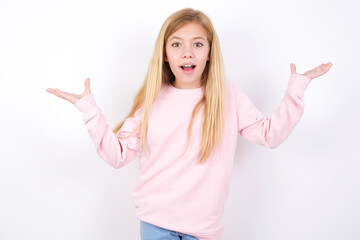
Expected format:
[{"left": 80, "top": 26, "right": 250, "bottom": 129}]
[
  {"left": 171, "top": 42, "right": 181, "bottom": 47},
  {"left": 194, "top": 42, "right": 203, "bottom": 47}
]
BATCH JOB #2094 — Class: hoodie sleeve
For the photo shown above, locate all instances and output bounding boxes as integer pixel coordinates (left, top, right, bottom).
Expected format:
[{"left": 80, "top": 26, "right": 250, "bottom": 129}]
[
  {"left": 234, "top": 74, "right": 311, "bottom": 148},
  {"left": 74, "top": 93, "right": 142, "bottom": 168}
]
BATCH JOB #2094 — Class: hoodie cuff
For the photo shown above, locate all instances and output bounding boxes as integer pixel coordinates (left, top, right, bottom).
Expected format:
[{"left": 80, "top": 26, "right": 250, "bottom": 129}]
[
  {"left": 73, "top": 93, "right": 97, "bottom": 113},
  {"left": 286, "top": 74, "right": 311, "bottom": 98}
]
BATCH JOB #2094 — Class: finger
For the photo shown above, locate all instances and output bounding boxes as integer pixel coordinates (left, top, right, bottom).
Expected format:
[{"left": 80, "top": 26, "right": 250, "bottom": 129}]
[
  {"left": 311, "top": 63, "right": 332, "bottom": 78},
  {"left": 324, "top": 62, "right": 333, "bottom": 71},
  {"left": 49, "top": 88, "right": 74, "bottom": 102},
  {"left": 46, "top": 88, "right": 55, "bottom": 93},
  {"left": 320, "top": 64, "right": 329, "bottom": 73},
  {"left": 290, "top": 63, "right": 296, "bottom": 74},
  {"left": 53, "top": 88, "right": 70, "bottom": 100},
  {"left": 84, "top": 77, "right": 91, "bottom": 94},
  {"left": 317, "top": 63, "right": 332, "bottom": 74},
  {"left": 46, "top": 88, "right": 64, "bottom": 97},
  {"left": 320, "top": 62, "right": 332, "bottom": 70}
]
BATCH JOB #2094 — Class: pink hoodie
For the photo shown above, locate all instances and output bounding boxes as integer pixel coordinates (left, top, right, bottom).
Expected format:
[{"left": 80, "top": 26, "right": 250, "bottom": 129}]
[{"left": 74, "top": 74, "right": 311, "bottom": 240}]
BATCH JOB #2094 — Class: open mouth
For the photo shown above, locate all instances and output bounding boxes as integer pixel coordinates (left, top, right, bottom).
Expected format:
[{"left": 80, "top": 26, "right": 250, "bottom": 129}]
[{"left": 180, "top": 64, "right": 196, "bottom": 71}]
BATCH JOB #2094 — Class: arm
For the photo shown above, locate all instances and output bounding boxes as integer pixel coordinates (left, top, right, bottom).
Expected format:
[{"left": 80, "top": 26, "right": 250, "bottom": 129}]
[
  {"left": 74, "top": 93, "right": 142, "bottom": 168},
  {"left": 236, "top": 62, "right": 332, "bottom": 148},
  {"left": 236, "top": 74, "right": 310, "bottom": 148},
  {"left": 46, "top": 77, "right": 142, "bottom": 168}
]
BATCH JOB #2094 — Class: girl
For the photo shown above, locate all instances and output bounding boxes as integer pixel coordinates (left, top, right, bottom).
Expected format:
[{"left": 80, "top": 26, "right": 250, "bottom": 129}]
[{"left": 46, "top": 8, "right": 332, "bottom": 240}]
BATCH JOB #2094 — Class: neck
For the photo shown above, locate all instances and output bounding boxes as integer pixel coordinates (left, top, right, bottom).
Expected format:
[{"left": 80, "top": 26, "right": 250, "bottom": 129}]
[{"left": 173, "top": 80, "right": 202, "bottom": 89}]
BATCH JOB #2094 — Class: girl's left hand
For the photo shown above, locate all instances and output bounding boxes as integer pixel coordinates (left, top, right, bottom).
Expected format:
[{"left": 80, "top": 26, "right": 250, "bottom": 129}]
[{"left": 290, "top": 62, "right": 333, "bottom": 80}]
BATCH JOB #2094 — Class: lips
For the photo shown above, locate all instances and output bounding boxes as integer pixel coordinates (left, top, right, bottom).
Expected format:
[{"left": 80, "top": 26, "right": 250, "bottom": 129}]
[{"left": 180, "top": 64, "right": 196, "bottom": 73}]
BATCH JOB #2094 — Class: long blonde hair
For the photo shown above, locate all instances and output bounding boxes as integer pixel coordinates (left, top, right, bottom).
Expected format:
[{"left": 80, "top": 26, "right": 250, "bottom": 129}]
[{"left": 112, "top": 8, "right": 226, "bottom": 164}]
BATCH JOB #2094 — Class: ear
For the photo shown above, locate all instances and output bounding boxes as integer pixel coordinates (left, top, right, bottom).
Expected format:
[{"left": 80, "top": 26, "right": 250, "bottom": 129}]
[{"left": 164, "top": 54, "right": 168, "bottom": 62}]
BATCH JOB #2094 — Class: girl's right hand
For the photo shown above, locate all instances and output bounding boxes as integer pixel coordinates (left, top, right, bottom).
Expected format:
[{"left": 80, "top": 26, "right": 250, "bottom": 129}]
[{"left": 46, "top": 77, "right": 91, "bottom": 104}]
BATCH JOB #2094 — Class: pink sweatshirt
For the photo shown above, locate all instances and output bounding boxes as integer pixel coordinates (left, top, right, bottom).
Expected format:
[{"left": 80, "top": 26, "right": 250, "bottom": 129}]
[{"left": 74, "top": 74, "right": 311, "bottom": 240}]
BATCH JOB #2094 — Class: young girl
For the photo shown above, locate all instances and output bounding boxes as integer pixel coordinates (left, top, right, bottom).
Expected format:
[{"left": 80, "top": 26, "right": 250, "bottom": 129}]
[{"left": 46, "top": 8, "right": 332, "bottom": 240}]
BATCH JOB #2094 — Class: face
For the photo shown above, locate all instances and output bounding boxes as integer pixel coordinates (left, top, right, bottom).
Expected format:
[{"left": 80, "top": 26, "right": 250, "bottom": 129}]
[{"left": 165, "top": 22, "right": 210, "bottom": 89}]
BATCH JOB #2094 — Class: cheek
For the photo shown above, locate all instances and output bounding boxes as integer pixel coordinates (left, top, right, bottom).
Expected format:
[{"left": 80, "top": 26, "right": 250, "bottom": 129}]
[
  {"left": 200, "top": 50, "right": 210, "bottom": 64},
  {"left": 200, "top": 47, "right": 210, "bottom": 61},
  {"left": 165, "top": 52, "right": 178, "bottom": 71},
  {"left": 164, "top": 45, "right": 174, "bottom": 62},
  {"left": 165, "top": 48, "right": 175, "bottom": 63}
]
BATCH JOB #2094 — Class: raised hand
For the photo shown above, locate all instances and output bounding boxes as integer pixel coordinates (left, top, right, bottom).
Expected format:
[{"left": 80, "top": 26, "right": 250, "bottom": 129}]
[
  {"left": 290, "top": 62, "right": 333, "bottom": 80},
  {"left": 46, "top": 77, "right": 91, "bottom": 104}
]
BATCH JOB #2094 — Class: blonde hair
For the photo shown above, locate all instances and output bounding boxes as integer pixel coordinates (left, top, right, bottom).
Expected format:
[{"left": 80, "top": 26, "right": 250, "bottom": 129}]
[{"left": 112, "top": 8, "right": 226, "bottom": 164}]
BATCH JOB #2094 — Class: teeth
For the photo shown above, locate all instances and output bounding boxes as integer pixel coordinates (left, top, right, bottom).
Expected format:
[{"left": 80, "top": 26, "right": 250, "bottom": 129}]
[{"left": 182, "top": 65, "right": 194, "bottom": 67}]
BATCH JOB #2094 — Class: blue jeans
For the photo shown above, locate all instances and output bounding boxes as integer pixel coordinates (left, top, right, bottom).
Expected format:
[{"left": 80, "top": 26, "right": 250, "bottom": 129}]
[{"left": 140, "top": 221, "right": 199, "bottom": 240}]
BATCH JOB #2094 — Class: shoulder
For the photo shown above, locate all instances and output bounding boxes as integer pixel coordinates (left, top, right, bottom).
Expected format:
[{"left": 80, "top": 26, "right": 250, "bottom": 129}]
[{"left": 225, "top": 79, "right": 246, "bottom": 100}]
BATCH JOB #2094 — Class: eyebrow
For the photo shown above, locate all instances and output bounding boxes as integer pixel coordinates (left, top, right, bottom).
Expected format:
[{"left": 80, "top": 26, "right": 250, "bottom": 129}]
[{"left": 168, "top": 36, "right": 206, "bottom": 41}]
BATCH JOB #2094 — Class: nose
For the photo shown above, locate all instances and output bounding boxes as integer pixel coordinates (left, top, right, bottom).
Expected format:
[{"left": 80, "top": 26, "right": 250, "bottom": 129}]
[{"left": 181, "top": 45, "right": 194, "bottom": 59}]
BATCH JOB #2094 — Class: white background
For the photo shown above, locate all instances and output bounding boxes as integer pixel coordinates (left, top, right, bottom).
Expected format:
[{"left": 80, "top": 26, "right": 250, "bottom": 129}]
[{"left": 1, "top": 0, "right": 359, "bottom": 239}]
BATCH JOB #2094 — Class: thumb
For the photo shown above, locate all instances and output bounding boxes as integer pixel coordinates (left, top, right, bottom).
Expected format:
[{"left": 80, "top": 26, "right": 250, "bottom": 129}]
[
  {"left": 84, "top": 77, "right": 91, "bottom": 94},
  {"left": 290, "top": 63, "right": 297, "bottom": 74}
]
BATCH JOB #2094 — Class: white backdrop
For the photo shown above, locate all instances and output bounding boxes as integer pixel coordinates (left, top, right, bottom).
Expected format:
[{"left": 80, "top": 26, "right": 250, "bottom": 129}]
[{"left": 1, "top": 0, "right": 359, "bottom": 239}]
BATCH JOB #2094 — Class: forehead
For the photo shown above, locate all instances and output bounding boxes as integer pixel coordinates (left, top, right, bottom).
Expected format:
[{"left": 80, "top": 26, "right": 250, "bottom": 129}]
[{"left": 168, "top": 22, "right": 208, "bottom": 40}]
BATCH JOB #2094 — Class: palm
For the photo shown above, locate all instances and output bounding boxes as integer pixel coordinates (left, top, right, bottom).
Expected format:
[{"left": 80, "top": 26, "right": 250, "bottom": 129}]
[
  {"left": 290, "top": 62, "right": 333, "bottom": 80},
  {"left": 46, "top": 77, "right": 91, "bottom": 104}
]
